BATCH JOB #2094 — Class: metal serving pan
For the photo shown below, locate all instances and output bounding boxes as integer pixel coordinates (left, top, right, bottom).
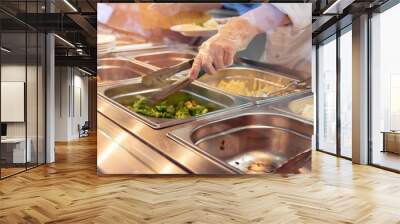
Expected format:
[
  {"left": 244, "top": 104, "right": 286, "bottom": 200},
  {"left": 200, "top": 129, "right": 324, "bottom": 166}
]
[
  {"left": 97, "top": 58, "right": 156, "bottom": 86},
  {"left": 196, "top": 67, "right": 307, "bottom": 104},
  {"left": 168, "top": 103, "right": 313, "bottom": 174},
  {"left": 133, "top": 51, "right": 195, "bottom": 69},
  {"left": 98, "top": 79, "right": 251, "bottom": 129},
  {"left": 270, "top": 92, "right": 314, "bottom": 122},
  {"left": 109, "top": 43, "right": 195, "bottom": 58}
]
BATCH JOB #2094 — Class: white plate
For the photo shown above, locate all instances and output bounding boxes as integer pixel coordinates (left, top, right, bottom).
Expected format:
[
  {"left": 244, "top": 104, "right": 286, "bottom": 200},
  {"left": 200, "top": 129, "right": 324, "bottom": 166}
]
[{"left": 170, "top": 24, "right": 218, "bottom": 37}]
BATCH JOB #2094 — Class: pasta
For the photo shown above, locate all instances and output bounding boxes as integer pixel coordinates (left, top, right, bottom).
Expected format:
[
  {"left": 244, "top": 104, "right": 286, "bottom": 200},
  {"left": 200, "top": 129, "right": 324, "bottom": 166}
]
[
  {"left": 213, "top": 80, "right": 280, "bottom": 97},
  {"left": 288, "top": 97, "right": 314, "bottom": 120}
]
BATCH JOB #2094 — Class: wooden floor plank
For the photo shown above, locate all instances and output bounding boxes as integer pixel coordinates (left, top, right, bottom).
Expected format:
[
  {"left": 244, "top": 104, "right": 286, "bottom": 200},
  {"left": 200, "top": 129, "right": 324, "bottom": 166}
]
[{"left": 0, "top": 135, "right": 400, "bottom": 224}]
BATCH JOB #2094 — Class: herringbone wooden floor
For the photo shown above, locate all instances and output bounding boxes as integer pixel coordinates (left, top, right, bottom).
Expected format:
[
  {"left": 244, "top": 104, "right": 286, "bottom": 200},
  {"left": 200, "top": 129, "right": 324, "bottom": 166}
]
[{"left": 1, "top": 134, "right": 400, "bottom": 224}]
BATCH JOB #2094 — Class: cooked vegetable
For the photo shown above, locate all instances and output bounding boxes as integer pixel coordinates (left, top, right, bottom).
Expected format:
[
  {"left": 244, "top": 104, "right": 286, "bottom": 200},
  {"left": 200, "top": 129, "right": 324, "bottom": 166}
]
[{"left": 127, "top": 93, "right": 210, "bottom": 119}]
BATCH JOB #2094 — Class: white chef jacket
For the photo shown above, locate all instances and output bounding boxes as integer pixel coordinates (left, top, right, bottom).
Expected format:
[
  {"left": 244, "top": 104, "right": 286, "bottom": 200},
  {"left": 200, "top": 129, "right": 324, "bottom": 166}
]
[{"left": 242, "top": 3, "right": 312, "bottom": 79}]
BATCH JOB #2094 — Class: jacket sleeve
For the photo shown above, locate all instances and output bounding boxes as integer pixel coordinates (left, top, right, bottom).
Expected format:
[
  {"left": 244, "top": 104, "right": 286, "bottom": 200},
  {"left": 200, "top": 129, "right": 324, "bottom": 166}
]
[
  {"left": 242, "top": 3, "right": 311, "bottom": 32},
  {"left": 271, "top": 3, "right": 312, "bottom": 30},
  {"left": 241, "top": 4, "right": 288, "bottom": 32}
]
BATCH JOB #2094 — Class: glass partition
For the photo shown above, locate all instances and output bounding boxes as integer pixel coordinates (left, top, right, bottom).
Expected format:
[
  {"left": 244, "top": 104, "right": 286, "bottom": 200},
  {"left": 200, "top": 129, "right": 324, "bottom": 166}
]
[
  {"left": 370, "top": 3, "right": 400, "bottom": 171},
  {"left": 0, "top": 31, "right": 28, "bottom": 177},
  {"left": 316, "top": 25, "right": 354, "bottom": 160},
  {"left": 317, "top": 36, "right": 337, "bottom": 155},
  {"left": 0, "top": 1, "right": 46, "bottom": 179},
  {"left": 339, "top": 28, "right": 352, "bottom": 158}
]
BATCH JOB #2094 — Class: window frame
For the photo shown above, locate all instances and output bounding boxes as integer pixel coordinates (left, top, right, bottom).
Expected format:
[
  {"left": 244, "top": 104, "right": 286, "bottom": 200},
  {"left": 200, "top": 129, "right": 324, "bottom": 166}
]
[{"left": 315, "top": 24, "right": 353, "bottom": 161}]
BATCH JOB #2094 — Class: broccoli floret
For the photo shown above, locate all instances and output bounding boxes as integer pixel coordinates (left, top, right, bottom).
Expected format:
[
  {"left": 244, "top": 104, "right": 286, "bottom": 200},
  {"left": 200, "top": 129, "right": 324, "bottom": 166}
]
[
  {"left": 175, "top": 107, "right": 190, "bottom": 119},
  {"left": 155, "top": 104, "right": 167, "bottom": 112},
  {"left": 166, "top": 105, "right": 175, "bottom": 114},
  {"left": 163, "top": 112, "right": 174, "bottom": 119},
  {"left": 176, "top": 101, "right": 185, "bottom": 109},
  {"left": 136, "top": 107, "right": 156, "bottom": 117},
  {"left": 153, "top": 109, "right": 164, "bottom": 118},
  {"left": 132, "top": 97, "right": 147, "bottom": 110},
  {"left": 189, "top": 105, "right": 208, "bottom": 116}
]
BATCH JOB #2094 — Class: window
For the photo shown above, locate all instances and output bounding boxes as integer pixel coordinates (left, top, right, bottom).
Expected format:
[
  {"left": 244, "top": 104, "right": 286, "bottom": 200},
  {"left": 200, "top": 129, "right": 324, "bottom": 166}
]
[
  {"left": 370, "top": 2, "right": 400, "bottom": 171},
  {"left": 340, "top": 28, "right": 352, "bottom": 158},
  {"left": 317, "top": 36, "right": 337, "bottom": 154},
  {"left": 317, "top": 26, "right": 353, "bottom": 159}
]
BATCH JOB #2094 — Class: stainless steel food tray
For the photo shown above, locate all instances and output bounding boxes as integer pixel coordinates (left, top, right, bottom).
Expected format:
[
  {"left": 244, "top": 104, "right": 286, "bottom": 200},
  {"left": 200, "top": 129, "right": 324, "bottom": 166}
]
[
  {"left": 98, "top": 79, "right": 251, "bottom": 129},
  {"left": 109, "top": 43, "right": 195, "bottom": 57},
  {"left": 196, "top": 67, "right": 308, "bottom": 104},
  {"left": 133, "top": 51, "right": 195, "bottom": 69},
  {"left": 270, "top": 92, "right": 314, "bottom": 122},
  {"left": 97, "top": 58, "right": 156, "bottom": 86},
  {"left": 168, "top": 102, "right": 313, "bottom": 174}
]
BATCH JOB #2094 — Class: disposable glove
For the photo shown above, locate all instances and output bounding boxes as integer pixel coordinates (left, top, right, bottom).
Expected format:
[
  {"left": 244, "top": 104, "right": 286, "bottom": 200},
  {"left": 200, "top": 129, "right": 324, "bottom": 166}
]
[
  {"left": 190, "top": 3, "right": 290, "bottom": 79},
  {"left": 190, "top": 17, "right": 259, "bottom": 79}
]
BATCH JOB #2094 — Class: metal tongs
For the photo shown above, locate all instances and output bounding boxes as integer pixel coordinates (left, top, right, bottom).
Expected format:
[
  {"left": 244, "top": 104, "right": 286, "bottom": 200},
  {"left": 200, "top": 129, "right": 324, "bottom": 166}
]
[
  {"left": 267, "top": 77, "right": 311, "bottom": 97},
  {"left": 142, "top": 58, "right": 194, "bottom": 88},
  {"left": 141, "top": 55, "right": 256, "bottom": 105},
  {"left": 142, "top": 58, "right": 205, "bottom": 105}
]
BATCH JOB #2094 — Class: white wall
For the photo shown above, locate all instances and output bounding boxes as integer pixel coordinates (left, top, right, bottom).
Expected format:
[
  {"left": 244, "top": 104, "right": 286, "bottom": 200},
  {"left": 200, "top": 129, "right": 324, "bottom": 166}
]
[
  {"left": 1, "top": 82, "right": 25, "bottom": 122},
  {"left": 1, "top": 65, "right": 28, "bottom": 138},
  {"left": 54, "top": 66, "right": 70, "bottom": 141},
  {"left": 54, "top": 67, "right": 89, "bottom": 141},
  {"left": 73, "top": 73, "right": 89, "bottom": 138}
]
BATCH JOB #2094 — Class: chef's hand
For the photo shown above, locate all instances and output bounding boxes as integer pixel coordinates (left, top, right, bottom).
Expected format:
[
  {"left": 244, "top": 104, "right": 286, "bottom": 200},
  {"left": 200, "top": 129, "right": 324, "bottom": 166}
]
[
  {"left": 189, "top": 34, "right": 236, "bottom": 79},
  {"left": 190, "top": 17, "right": 260, "bottom": 79},
  {"left": 189, "top": 4, "right": 292, "bottom": 80}
]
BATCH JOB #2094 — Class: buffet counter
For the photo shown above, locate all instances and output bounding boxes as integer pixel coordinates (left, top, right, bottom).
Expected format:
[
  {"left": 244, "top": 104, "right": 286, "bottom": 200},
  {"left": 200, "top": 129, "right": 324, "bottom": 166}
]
[{"left": 97, "top": 45, "right": 314, "bottom": 175}]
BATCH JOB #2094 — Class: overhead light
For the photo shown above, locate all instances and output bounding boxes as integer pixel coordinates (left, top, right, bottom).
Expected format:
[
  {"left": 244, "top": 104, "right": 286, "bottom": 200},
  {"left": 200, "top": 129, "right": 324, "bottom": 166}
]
[
  {"left": 63, "top": 0, "right": 78, "bottom": 12},
  {"left": 78, "top": 67, "right": 93, "bottom": 76},
  {"left": 76, "top": 48, "right": 86, "bottom": 55},
  {"left": 323, "top": 0, "right": 355, "bottom": 15},
  {"left": 1, "top": 47, "right": 11, "bottom": 53},
  {"left": 54, "top": 34, "right": 75, "bottom": 48}
]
